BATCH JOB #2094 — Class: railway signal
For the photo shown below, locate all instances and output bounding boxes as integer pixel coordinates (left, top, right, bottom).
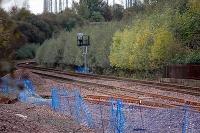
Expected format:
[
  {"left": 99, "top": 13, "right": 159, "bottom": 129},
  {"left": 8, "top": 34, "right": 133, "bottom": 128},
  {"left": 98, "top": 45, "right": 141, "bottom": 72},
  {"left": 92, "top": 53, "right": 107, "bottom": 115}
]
[{"left": 77, "top": 33, "right": 90, "bottom": 73}]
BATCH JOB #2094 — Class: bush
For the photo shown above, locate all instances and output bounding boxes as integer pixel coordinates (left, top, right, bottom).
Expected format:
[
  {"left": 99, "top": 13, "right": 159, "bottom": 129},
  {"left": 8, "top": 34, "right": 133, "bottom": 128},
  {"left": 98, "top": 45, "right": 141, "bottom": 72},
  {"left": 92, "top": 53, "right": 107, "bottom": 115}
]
[
  {"left": 149, "top": 26, "right": 176, "bottom": 68},
  {"left": 185, "top": 51, "right": 200, "bottom": 64},
  {"left": 172, "top": 12, "right": 200, "bottom": 49},
  {"left": 90, "top": 12, "right": 105, "bottom": 22},
  {"left": 171, "top": 50, "right": 200, "bottom": 65},
  {"left": 16, "top": 43, "right": 40, "bottom": 59},
  {"left": 16, "top": 22, "right": 46, "bottom": 43},
  {"left": 109, "top": 12, "right": 180, "bottom": 70},
  {"left": 36, "top": 22, "right": 122, "bottom": 68}
]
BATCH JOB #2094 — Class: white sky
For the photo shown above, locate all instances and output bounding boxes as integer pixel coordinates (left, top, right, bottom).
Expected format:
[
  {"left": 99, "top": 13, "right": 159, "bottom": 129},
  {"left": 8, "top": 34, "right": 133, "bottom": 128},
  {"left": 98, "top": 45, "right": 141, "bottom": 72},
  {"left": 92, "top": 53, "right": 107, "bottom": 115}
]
[{"left": 1, "top": 0, "right": 124, "bottom": 14}]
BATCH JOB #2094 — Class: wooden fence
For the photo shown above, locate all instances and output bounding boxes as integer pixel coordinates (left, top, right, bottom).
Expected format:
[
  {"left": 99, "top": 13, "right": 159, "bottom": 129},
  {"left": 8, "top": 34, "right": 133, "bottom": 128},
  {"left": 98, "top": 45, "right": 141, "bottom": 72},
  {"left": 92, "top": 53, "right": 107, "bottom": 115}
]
[{"left": 164, "top": 64, "right": 200, "bottom": 80}]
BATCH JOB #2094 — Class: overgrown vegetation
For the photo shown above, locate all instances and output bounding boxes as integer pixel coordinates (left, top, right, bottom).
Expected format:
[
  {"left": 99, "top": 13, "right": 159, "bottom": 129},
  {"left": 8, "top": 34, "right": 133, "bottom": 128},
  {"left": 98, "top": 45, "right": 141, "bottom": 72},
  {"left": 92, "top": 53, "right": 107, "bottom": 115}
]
[
  {"left": 16, "top": 43, "right": 40, "bottom": 59},
  {"left": 0, "top": 0, "right": 127, "bottom": 60},
  {"left": 110, "top": 0, "right": 200, "bottom": 71},
  {"left": 36, "top": 22, "right": 122, "bottom": 70},
  {"left": 0, "top": 6, "right": 85, "bottom": 59}
]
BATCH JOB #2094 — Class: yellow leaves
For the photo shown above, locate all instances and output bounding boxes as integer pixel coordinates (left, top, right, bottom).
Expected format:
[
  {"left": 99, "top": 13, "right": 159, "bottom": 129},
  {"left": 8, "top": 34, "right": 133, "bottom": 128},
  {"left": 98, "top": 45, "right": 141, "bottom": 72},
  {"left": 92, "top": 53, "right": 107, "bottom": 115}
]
[
  {"left": 109, "top": 15, "right": 179, "bottom": 70},
  {"left": 109, "top": 19, "right": 153, "bottom": 70},
  {"left": 112, "top": 31, "right": 121, "bottom": 49},
  {"left": 136, "top": 29, "right": 152, "bottom": 47},
  {"left": 189, "top": 0, "right": 200, "bottom": 12},
  {"left": 149, "top": 27, "right": 174, "bottom": 68},
  {"left": 0, "top": 9, "right": 14, "bottom": 51}
]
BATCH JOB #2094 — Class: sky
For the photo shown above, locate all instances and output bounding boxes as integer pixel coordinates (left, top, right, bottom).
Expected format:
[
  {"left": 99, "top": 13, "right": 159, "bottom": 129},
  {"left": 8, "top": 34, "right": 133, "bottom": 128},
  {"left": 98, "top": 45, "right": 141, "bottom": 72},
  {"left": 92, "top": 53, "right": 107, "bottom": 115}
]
[{"left": 1, "top": 0, "right": 123, "bottom": 14}]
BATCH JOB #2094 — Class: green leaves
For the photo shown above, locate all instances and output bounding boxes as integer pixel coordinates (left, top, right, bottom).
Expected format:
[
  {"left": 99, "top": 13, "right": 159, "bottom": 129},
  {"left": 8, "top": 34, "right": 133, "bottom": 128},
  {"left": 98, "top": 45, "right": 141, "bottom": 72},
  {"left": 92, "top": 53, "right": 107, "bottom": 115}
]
[
  {"left": 149, "top": 26, "right": 175, "bottom": 67},
  {"left": 109, "top": 0, "right": 200, "bottom": 71},
  {"left": 16, "top": 43, "right": 40, "bottom": 59},
  {"left": 36, "top": 22, "right": 121, "bottom": 68},
  {"left": 185, "top": 50, "right": 200, "bottom": 64},
  {"left": 109, "top": 13, "right": 181, "bottom": 70},
  {"left": 90, "top": 11, "right": 105, "bottom": 22},
  {"left": 172, "top": 11, "right": 200, "bottom": 49}
]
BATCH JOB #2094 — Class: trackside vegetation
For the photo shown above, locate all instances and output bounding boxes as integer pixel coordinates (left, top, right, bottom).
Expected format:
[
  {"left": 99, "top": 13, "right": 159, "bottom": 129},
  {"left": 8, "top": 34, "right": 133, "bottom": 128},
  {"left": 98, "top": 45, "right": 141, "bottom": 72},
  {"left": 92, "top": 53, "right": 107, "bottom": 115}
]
[
  {"left": 36, "top": 22, "right": 122, "bottom": 70},
  {"left": 34, "top": 0, "right": 200, "bottom": 78}
]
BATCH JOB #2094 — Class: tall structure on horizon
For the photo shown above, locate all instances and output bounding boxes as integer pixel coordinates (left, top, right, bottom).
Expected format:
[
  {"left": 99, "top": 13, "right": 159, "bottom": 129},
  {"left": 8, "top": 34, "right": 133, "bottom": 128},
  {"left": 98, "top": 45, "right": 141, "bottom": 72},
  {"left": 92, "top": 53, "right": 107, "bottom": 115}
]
[
  {"left": 22, "top": 0, "right": 30, "bottom": 9},
  {"left": 59, "top": 0, "right": 62, "bottom": 12},
  {"left": 125, "top": 0, "right": 139, "bottom": 8},
  {"left": 43, "top": 0, "right": 48, "bottom": 12},
  {"left": 43, "top": 0, "right": 139, "bottom": 13},
  {"left": 43, "top": 0, "right": 69, "bottom": 13},
  {"left": 55, "top": 0, "right": 57, "bottom": 13}
]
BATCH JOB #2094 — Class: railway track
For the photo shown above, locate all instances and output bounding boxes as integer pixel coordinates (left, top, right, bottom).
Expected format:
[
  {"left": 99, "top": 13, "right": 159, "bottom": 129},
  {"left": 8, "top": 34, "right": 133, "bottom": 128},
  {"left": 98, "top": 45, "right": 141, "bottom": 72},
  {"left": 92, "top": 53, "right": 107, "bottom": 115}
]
[
  {"left": 17, "top": 64, "right": 200, "bottom": 111},
  {"left": 18, "top": 64, "right": 200, "bottom": 95}
]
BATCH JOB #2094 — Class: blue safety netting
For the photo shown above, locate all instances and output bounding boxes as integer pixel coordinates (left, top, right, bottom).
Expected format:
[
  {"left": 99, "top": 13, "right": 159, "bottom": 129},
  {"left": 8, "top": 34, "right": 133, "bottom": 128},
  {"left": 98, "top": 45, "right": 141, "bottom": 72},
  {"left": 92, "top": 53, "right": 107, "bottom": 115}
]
[
  {"left": 75, "top": 66, "right": 90, "bottom": 73},
  {"left": 23, "top": 79, "right": 36, "bottom": 94},
  {"left": 0, "top": 78, "right": 51, "bottom": 106},
  {"left": 0, "top": 78, "right": 20, "bottom": 95},
  {"left": 1, "top": 78, "right": 200, "bottom": 132},
  {"left": 50, "top": 87, "right": 200, "bottom": 133},
  {"left": 51, "top": 89, "right": 127, "bottom": 132},
  {"left": 122, "top": 104, "right": 200, "bottom": 133},
  {"left": 51, "top": 88, "right": 94, "bottom": 128},
  {"left": 110, "top": 99, "right": 125, "bottom": 133},
  {"left": 18, "top": 80, "right": 51, "bottom": 106}
]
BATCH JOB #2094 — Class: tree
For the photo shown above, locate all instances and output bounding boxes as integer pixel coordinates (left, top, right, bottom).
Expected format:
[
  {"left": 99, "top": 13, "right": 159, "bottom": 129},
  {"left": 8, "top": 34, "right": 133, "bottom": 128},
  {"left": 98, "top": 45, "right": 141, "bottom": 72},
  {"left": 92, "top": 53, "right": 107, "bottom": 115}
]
[
  {"left": 57, "top": 9, "right": 85, "bottom": 31},
  {"left": 10, "top": 8, "right": 32, "bottom": 21},
  {"left": 109, "top": 12, "right": 182, "bottom": 70},
  {"left": 90, "top": 11, "right": 104, "bottom": 22},
  {"left": 16, "top": 22, "right": 46, "bottom": 43},
  {"left": 26, "top": 15, "right": 52, "bottom": 38},
  {"left": 36, "top": 22, "right": 120, "bottom": 69},
  {"left": 75, "top": 0, "right": 107, "bottom": 21},
  {"left": 112, "top": 4, "right": 124, "bottom": 21},
  {"left": 99, "top": 4, "right": 112, "bottom": 21},
  {"left": 172, "top": 1, "right": 200, "bottom": 50},
  {"left": 74, "top": 1, "right": 90, "bottom": 19},
  {"left": 39, "top": 13, "right": 59, "bottom": 33},
  {"left": 0, "top": 8, "right": 25, "bottom": 59},
  {"left": 149, "top": 27, "right": 176, "bottom": 68},
  {"left": 16, "top": 43, "right": 39, "bottom": 59}
]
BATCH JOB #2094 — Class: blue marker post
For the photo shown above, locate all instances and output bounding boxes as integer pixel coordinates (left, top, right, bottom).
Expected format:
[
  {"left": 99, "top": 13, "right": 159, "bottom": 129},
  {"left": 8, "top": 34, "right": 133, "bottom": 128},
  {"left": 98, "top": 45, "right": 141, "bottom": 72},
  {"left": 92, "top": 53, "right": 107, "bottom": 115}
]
[
  {"left": 182, "top": 105, "right": 189, "bottom": 133},
  {"left": 51, "top": 88, "right": 60, "bottom": 111}
]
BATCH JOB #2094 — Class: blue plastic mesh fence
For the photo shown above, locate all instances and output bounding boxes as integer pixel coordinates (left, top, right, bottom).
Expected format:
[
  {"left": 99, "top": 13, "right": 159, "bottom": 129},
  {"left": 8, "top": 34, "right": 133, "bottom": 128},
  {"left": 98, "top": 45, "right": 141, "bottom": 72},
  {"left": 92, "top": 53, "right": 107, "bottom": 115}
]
[
  {"left": 0, "top": 78, "right": 50, "bottom": 106},
  {"left": 83, "top": 99, "right": 126, "bottom": 132},
  {"left": 0, "top": 84, "right": 9, "bottom": 95},
  {"left": 23, "top": 80, "right": 36, "bottom": 94},
  {"left": 181, "top": 105, "right": 200, "bottom": 133},
  {"left": 123, "top": 104, "right": 200, "bottom": 133},
  {"left": 75, "top": 66, "right": 90, "bottom": 73},
  {"left": 110, "top": 99, "right": 125, "bottom": 133},
  {"left": 74, "top": 91, "right": 94, "bottom": 128},
  {"left": 182, "top": 105, "right": 189, "bottom": 133},
  {"left": 1, "top": 79, "right": 200, "bottom": 132},
  {"left": 51, "top": 88, "right": 60, "bottom": 110},
  {"left": 0, "top": 78, "right": 20, "bottom": 95},
  {"left": 85, "top": 100, "right": 200, "bottom": 133},
  {"left": 51, "top": 88, "right": 95, "bottom": 128},
  {"left": 18, "top": 79, "right": 49, "bottom": 105}
]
